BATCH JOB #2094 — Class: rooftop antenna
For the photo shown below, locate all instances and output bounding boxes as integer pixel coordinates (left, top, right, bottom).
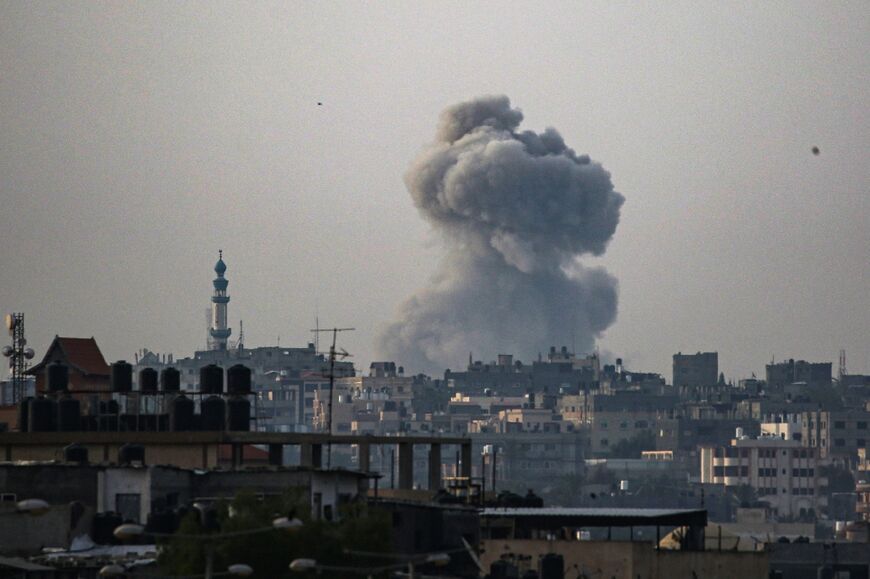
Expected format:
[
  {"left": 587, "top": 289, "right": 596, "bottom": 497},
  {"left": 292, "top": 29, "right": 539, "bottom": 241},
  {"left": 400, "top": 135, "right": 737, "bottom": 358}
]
[
  {"left": 315, "top": 312, "right": 320, "bottom": 353},
  {"left": 839, "top": 349, "right": 847, "bottom": 381},
  {"left": 3, "top": 313, "right": 35, "bottom": 404},
  {"left": 235, "top": 320, "right": 244, "bottom": 351},
  {"left": 310, "top": 326, "right": 355, "bottom": 468}
]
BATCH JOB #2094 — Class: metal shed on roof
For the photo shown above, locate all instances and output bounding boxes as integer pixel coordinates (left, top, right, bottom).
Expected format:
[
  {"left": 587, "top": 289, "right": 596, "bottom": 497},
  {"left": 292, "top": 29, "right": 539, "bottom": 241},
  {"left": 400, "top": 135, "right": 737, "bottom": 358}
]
[
  {"left": 481, "top": 507, "right": 707, "bottom": 528},
  {"left": 480, "top": 507, "right": 708, "bottom": 550}
]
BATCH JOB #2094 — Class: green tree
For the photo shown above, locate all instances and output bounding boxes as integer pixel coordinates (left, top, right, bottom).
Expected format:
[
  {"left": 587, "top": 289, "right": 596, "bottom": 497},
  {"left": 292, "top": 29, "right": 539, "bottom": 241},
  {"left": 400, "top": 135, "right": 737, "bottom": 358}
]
[
  {"left": 158, "top": 491, "right": 390, "bottom": 579},
  {"left": 730, "top": 484, "right": 759, "bottom": 508},
  {"left": 609, "top": 431, "right": 656, "bottom": 459}
]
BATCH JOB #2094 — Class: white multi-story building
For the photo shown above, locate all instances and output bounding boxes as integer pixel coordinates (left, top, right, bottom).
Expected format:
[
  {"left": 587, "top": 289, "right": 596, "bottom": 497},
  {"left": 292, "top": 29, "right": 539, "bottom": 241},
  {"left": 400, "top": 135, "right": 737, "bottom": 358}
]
[
  {"left": 701, "top": 433, "right": 827, "bottom": 518},
  {"left": 760, "top": 413, "right": 802, "bottom": 442}
]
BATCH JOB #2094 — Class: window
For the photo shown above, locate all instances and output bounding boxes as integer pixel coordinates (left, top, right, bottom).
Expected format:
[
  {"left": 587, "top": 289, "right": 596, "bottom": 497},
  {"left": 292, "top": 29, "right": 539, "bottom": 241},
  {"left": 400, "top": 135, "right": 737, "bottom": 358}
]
[
  {"left": 858, "top": 439, "right": 867, "bottom": 448},
  {"left": 834, "top": 421, "right": 846, "bottom": 430},
  {"left": 834, "top": 439, "right": 846, "bottom": 447},
  {"left": 601, "top": 439, "right": 609, "bottom": 446},
  {"left": 858, "top": 422, "right": 868, "bottom": 430}
]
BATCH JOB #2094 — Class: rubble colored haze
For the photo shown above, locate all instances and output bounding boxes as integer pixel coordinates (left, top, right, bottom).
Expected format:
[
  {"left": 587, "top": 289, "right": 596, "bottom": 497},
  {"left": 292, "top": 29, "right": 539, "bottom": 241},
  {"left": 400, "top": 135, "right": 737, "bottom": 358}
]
[{"left": 377, "top": 95, "right": 625, "bottom": 374}]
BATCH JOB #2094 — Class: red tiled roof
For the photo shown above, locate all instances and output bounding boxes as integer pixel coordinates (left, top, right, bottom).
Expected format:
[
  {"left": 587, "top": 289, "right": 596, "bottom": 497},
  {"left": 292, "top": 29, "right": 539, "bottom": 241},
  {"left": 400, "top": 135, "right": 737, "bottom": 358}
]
[{"left": 28, "top": 336, "right": 110, "bottom": 377}]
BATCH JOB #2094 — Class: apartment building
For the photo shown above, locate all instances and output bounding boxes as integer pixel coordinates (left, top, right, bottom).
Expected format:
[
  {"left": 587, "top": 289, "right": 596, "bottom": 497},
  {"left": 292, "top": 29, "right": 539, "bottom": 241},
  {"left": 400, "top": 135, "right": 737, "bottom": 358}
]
[{"left": 700, "top": 434, "right": 827, "bottom": 518}]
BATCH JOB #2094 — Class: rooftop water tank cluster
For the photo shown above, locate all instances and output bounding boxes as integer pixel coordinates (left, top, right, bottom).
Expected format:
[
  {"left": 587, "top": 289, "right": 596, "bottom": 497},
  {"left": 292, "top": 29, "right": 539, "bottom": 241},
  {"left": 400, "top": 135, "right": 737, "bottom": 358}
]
[{"left": 21, "top": 360, "right": 253, "bottom": 433}]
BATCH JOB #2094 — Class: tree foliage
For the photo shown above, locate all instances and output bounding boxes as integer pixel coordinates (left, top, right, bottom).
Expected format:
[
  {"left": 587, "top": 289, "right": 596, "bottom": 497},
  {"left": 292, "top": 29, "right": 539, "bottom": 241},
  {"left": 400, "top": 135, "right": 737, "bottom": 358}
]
[
  {"left": 158, "top": 491, "right": 390, "bottom": 579},
  {"left": 609, "top": 431, "right": 656, "bottom": 459}
]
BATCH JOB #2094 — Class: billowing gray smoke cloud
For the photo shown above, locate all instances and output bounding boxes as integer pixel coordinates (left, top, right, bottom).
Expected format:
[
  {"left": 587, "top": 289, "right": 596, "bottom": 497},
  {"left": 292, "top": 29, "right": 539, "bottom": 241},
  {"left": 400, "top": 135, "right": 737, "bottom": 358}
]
[{"left": 377, "top": 95, "right": 624, "bottom": 374}]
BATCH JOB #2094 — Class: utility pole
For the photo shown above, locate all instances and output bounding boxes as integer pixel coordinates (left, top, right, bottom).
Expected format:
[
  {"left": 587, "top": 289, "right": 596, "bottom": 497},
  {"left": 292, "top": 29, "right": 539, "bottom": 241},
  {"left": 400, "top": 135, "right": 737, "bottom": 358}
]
[{"left": 310, "top": 326, "right": 354, "bottom": 468}]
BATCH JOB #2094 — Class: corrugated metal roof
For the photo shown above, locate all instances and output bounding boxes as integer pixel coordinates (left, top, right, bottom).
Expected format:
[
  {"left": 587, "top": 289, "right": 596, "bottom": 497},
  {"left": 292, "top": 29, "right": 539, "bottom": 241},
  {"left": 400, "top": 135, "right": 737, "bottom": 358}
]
[{"left": 482, "top": 507, "right": 703, "bottom": 518}]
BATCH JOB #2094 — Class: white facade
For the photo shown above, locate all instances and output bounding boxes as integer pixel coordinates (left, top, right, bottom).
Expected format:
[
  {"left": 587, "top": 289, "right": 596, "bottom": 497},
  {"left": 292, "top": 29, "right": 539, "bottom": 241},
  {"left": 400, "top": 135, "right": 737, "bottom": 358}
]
[{"left": 700, "top": 436, "right": 827, "bottom": 518}]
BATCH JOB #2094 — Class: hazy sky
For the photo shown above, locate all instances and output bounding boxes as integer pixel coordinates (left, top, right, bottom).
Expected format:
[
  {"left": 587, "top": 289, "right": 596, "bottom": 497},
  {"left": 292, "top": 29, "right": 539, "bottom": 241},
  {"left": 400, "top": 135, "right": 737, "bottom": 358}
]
[{"left": 1, "top": 1, "right": 867, "bottom": 381}]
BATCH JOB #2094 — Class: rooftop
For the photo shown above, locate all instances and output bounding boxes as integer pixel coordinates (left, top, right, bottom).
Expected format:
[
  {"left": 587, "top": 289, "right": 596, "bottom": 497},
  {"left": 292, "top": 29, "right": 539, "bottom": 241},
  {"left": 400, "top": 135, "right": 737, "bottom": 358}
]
[
  {"left": 28, "top": 336, "right": 110, "bottom": 377},
  {"left": 481, "top": 507, "right": 707, "bottom": 528}
]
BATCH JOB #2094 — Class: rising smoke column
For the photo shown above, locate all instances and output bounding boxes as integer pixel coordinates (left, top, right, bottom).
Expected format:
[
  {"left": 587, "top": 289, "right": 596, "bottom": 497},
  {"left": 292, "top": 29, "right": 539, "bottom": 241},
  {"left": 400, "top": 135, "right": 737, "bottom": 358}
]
[{"left": 377, "top": 95, "right": 624, "bottom": 374}]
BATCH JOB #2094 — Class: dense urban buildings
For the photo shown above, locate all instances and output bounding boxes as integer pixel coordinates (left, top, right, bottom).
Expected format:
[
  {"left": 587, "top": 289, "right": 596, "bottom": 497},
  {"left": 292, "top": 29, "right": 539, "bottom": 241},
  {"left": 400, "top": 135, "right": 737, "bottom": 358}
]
[{"left": 0, "top": 254, "right": 866, "bottom": 578}]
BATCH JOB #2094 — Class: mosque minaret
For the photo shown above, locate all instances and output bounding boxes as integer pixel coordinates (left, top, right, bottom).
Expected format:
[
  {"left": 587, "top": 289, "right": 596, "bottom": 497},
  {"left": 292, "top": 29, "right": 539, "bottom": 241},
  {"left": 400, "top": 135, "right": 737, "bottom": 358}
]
[{"left": 209, "top": 250, "right": 232, "bottom": 351}]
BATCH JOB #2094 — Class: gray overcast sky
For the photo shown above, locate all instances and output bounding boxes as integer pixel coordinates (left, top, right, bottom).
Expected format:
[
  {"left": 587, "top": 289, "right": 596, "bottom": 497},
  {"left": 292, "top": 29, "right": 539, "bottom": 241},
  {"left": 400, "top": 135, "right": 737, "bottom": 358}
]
[{"left": 1, "top": 1, "right": 867, "bottom": 380}]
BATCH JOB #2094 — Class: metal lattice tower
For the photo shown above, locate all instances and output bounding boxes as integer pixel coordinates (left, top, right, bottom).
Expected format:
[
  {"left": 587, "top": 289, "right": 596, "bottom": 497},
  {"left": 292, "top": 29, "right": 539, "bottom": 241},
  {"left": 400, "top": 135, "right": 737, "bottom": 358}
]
[{"left": 4, "top": 313, "right": 34, "bottom": 404}]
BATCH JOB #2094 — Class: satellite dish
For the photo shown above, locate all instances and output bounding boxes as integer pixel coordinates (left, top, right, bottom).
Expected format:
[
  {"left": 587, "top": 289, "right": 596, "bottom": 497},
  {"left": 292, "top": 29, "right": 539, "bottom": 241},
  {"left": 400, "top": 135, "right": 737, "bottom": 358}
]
[
  {"left": 24, "top": 348, "right": 35, "bottom": 360},
  {"left": 4, "top": 314, "right": 15, "bottom": 332},
  {"left": 1, "top": 346, "right": 12, "bottom": 357}
]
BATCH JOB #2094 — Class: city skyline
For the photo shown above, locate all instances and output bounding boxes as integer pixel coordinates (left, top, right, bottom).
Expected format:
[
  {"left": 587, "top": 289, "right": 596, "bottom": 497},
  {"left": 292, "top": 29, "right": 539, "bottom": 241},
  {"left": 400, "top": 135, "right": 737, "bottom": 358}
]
[{"left": 1, "top": 2, "right": 867, "bottom": 380}]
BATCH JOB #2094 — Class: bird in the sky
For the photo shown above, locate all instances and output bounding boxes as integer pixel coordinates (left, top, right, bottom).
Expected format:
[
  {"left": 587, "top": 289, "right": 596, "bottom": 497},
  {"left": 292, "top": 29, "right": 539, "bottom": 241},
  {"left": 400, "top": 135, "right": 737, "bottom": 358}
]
[
  {"left": 317, "top": 102, "right": 323, "bottom": 106},
  {"left": 812, "top": 146, "right": 820, "bottom": 155}
]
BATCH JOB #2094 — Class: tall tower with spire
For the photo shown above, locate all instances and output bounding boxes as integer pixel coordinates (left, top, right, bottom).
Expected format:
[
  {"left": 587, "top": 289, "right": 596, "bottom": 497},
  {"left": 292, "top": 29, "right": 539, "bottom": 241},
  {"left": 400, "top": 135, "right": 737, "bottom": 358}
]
[{"left": 209, "top": 250, "right": 232, "bottom": 351}]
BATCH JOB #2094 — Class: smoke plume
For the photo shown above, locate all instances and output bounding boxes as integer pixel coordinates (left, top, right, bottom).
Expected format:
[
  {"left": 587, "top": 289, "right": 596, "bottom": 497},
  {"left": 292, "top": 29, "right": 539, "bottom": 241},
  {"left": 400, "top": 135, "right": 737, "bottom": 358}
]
[{"left": 377, "top": 95, "right": 624, "bottom": 374}]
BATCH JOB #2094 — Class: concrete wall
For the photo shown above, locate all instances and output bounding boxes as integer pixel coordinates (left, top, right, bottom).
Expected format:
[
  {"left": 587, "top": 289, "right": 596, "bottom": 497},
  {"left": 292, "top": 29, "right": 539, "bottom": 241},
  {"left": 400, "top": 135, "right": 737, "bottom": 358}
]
[
  {"left": 0, "top": 503, "right": 93, "bottom": 555},
  {"left": 0, "top": 464, "right": 99, "bottom": 508},
  {"left": 3, "top": 443, "right": 220, "bottom": 469}
]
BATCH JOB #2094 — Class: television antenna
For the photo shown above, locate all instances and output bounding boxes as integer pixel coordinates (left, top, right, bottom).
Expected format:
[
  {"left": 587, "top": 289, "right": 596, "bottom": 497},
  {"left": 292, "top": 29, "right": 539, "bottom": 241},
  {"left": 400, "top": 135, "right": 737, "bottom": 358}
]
[{"left": 310, "top": 326, "right": 354, "bottom": 468}]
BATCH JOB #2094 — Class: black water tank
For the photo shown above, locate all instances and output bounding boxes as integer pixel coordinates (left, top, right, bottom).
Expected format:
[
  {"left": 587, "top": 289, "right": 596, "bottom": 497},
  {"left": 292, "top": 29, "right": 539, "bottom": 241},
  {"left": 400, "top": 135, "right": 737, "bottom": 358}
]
[
  {"left": 226, "top": 396, "right": 251, "bottom": 431},
  {"left": 98, "top": 415, "right": 118, "bottom": 432},
  {"left": 119, "top": 443, "right": 145, "bottom": 464},
  {"left": 160, "top": 367, "right": 180, "bottom": 393},
  {"left": 111, "top": 361, "right": 133, "bottom": 392},
  {"left": 139, "top": 368, "right": 158, "bottom": 393},
  {"left": 47, "top": 361, "right": 69, "bottom": 392},
  {"left": 64, "top": 443, "right": 88, "bottom": 463},
  {"left": 540, "top": 554, "right": 564, "bottom": 579},
  {"left": 100, "top": 400, "right": 120, "bottom": 415},
  {"left": 226, "top": 364, "right": 252, "bottom": 395},
  {"left": 524, "top": 489, "right": 543, "bottom": 508},
  {"left": 200, "top": 396, "right": 226, "bottom": 431},
  {"left": 490, "top": 561, "right": 519, "bottom": 579},
  {"left": 18, "top": 397, "right": 32, "bottom": 432},
  {"left": 170, "top": 395, "right": 194, "bottom": 432},
  {"left": 199, "top": 364, "right": 223, "bottom": 394},
  {"left": 28, "top": 397, "right": 56, "bottom": 432},
  {"left": 57, "top": 397, "right": 81, "bottom": 431},
  {"left": 92, "top": 512, "right": 123, "bottom": 544}
]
